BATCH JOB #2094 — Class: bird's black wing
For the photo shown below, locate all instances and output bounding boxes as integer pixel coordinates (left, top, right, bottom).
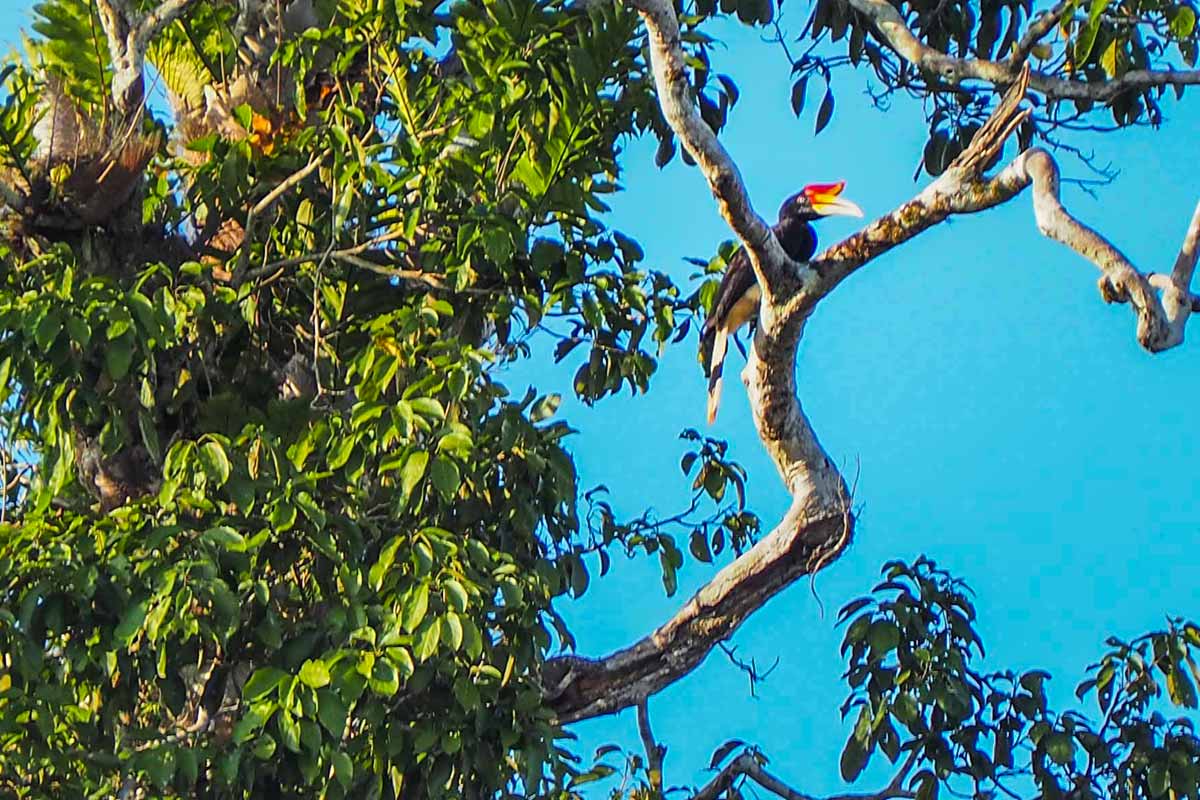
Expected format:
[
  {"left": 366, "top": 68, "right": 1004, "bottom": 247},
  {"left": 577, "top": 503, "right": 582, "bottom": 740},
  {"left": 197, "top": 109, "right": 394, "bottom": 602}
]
[{"left": 701, "top": 245, "right": 756, "bottom": 339}]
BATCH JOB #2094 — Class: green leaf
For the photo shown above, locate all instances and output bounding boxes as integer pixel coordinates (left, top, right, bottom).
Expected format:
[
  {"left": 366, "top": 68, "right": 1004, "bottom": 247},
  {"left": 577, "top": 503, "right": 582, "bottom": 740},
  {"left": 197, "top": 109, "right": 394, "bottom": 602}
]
[
  {"left": 1149, "top": 762, "right": 1170, "bottom": 797},
  {"left": 202, "top": 526, "right": 246, "bottom": 551},
  {"left": 531, "top": 394, "right": 561, "bottom": 422},
  {"left": 410, "top": 397, "right": 445, "bottom": 419},
  {"left": 333, "top": 751, "right": 354, "bottom": 789},
  {"left": 369, "top": 657, "right": 400, "bottom": 696},
  {"left": 317, "top": 687, "right": 349, "bottom": 738},
  {"left": 1167, "top": 665, "right": 1198, "bottom": 708},
  {"left": 814, "top": 87, "right": 834, "bottom": 135},
  {"left": 253, "top": 734, "right": 277, "bottom": 760},
  {"left": 34, "top": 310, "right": 61, "bottom": 352},
  {"left": 414, "top": 617, "right": 442, "bottom": 661},
  {"left": 278, "top": 710, "right": 301, "bottom": 753},
  {"left": 840, "top": 737, "right": 869, "bottom": 781},
  {"left": 105, "top": 335, "right": 134, "bottom": 380},
  {"left": 443, "top": 579, "right": 469, "bottom": 612},
  {"left": 233, "top": 702, "right": 274, "bottom": 744},
  {"left": 403, "top": 583, "right": 430, "bottom": 632},
  {"left": 176, "top": 748, "right": 199, "bottom": 786},
  {"left": 790, "top": 76, "right": 808, "bottom": 117},
  {"left": 146, "top": 748, "right": 175, "bottom": 789},
  {"left": 243, "top": 667, "right": 289, "bottom": 702},
  {"left": 1044, "top": 732, "right": 1075, "bottom": 765},
  {"left": 199, "top": 441, "right": 232, "bottom": 486},
  {"left": 689, "top": 529, "right": 713, "bottom": 563},
  {"left": 1171, "top": 6, "right": 1197, "bottom": 39},
  {"left": 389, "top": 646, "right": 415, "bottom": 678},
  {"left": 443, "top": 612, "right": 464, "bottom": 651},
  {"left": 299, "top": 659, "right": 331, "bottom": 689},
  {"left": 892, "top": 693, "right": 920, "bottom": 726},
  {"left": 401, "top": 451, "right": 429, "bottom": 501},
  {"left": 369, "top": 536, "right": 403, "bottom": 591},
  {"left": 114, "top": 600, "right": 148, "bottom": 646},
  {"left": 430, "top": 456, "right": 460, "bottom": 500},
  {"left": 570, "top": 556, "right": 590, "bottom": 598},
  {"left": 868, "top": 620, "right": 901, "bottom": 656}
]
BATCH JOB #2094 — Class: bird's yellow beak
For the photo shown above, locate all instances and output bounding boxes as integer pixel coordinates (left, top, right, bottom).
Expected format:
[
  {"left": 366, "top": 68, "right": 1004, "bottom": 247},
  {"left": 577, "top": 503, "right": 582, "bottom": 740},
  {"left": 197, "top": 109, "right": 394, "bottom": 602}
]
[{"left": 803, "top": 181, "right": 865, "bottom": 218}]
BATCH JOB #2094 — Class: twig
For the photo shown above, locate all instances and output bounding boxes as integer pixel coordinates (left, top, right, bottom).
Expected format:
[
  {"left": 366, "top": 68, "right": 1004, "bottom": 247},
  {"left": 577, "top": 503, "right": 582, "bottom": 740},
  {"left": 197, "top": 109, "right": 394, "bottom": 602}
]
[
  {"left": 636, "top": 700, "right": 666, "bottom": 797},
  {"left": 242, "top": 229, "right": 405, "bottom": 283},
  {"left": 234, "top": 154, "right": 326, "bottom": 279}
]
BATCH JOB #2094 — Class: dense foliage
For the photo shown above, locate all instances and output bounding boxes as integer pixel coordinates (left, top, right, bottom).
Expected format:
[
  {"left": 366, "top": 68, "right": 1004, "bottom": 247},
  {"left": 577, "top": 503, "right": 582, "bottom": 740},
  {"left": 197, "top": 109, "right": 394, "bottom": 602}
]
[
  {"left": 0, "top": 0, "right": 754, "bottom": 794},
  {"left": 0, "top": 0, "right": 1196, "bottom": 797}
]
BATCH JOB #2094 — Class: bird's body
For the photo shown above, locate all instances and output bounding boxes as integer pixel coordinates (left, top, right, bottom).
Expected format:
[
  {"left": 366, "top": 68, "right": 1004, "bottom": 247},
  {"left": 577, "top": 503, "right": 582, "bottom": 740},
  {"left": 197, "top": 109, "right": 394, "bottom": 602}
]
[{"left": 700, "top": 182, "right": 863, "bottom": 423}]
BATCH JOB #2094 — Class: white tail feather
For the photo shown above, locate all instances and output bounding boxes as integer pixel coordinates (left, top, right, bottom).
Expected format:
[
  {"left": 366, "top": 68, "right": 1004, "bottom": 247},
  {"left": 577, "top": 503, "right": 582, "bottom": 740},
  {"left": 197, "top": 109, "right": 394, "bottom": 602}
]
[{"left": 707, "top": 326, "right": 729, "bottom": 424}]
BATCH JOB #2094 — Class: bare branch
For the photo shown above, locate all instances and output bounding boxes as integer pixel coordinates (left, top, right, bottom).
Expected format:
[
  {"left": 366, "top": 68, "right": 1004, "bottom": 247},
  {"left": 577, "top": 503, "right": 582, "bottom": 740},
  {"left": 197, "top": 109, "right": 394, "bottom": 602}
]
[
  {"left": 637, "top": 700, "right": 666, "bottom": 797},
  {"left": 802, "top": 72, "right": 1200, "bottom": 351},
  {"left": 1012, "top": 150, "right": 1200, "bottom": 349},
  {"left": 693, "top": 752, "right": 917, "bottom": 800},
  {"left": 844, "top": 0, "right": 1200, "bottom": 102}
]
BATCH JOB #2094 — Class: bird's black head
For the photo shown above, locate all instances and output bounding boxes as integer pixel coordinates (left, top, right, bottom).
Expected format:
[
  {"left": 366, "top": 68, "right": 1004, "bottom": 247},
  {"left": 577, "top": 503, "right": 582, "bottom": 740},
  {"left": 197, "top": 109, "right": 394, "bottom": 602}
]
[{"left": 778, "top": 181, "right": 864, "bottom": 223}]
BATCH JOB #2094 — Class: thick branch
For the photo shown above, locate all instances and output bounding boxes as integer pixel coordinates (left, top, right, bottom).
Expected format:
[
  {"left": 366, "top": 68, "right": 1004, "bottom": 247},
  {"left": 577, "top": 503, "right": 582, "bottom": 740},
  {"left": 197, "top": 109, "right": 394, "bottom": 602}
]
[
  {"left": 628, "top": 0, "right": 797, "bottom": 299},
  {"left": 844, "top": 0, "right": 1200, "bottom": 102},
  {"left": 693, "top": 752, "right": 916, "bottom": 800},
  {"left": 807, "top": 152, "right": 1200, "bottom": 351}
]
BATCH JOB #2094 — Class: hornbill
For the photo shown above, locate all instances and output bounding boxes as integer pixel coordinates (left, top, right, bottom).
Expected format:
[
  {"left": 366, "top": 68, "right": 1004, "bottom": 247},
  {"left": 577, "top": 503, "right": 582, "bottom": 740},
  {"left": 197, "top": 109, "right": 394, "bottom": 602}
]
[{"left": 700, "top": 181, "right": 863, "bottom": 423}]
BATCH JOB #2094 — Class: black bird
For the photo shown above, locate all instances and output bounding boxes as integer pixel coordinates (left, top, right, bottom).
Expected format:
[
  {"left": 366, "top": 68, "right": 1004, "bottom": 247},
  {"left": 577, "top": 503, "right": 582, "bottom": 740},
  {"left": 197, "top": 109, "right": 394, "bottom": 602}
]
[{"left": 700, "top": 181, "right": 863, "bottom": 423}]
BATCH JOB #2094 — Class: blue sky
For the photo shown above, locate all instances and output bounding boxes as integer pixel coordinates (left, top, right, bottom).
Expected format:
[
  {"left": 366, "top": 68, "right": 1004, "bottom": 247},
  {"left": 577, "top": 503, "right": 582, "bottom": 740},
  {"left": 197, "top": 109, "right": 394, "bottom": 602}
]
[{"left": 4, "top": 3, "right": 1199, "bottom": 795}]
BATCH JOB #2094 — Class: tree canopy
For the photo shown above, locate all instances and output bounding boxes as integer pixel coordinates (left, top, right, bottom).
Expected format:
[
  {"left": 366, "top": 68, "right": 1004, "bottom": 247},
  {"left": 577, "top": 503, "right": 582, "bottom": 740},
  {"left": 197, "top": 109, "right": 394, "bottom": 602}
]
[{"left": 0, "top": 0, "right": 1197, "bottom": 797}]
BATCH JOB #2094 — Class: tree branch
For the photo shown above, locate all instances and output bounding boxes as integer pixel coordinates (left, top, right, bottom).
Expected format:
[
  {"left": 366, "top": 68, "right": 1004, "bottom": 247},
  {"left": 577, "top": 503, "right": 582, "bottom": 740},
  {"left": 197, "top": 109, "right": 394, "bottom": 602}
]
[
  {"left": 637, "top": 700, "right": 666, "bottom": 797},
  {"left": 799, "top": 68, "right": 1200, "bottom": 352},
  {"left": 843, "top": 0, "right": 1200, "bottom": 102},
  {"left": 627, "top": 0, "right": 797, "bottom": 301},
  {"left": 693, "top": 752, "right": 917, "bottom": 800}
]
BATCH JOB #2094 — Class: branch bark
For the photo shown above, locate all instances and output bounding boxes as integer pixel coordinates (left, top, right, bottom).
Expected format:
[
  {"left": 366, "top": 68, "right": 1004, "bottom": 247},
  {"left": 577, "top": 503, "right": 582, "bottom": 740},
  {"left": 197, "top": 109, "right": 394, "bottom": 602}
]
[{"left": 843, "top": 0, "right": 1200, "bottom": 102}]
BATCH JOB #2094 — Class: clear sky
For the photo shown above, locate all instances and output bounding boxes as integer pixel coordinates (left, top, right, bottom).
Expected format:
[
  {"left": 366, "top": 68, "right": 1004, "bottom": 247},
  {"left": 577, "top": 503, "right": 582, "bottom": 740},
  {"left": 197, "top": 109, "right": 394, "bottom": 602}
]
[{"left": 4, "top": 3, "right": 1198, "bottom": 796}]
